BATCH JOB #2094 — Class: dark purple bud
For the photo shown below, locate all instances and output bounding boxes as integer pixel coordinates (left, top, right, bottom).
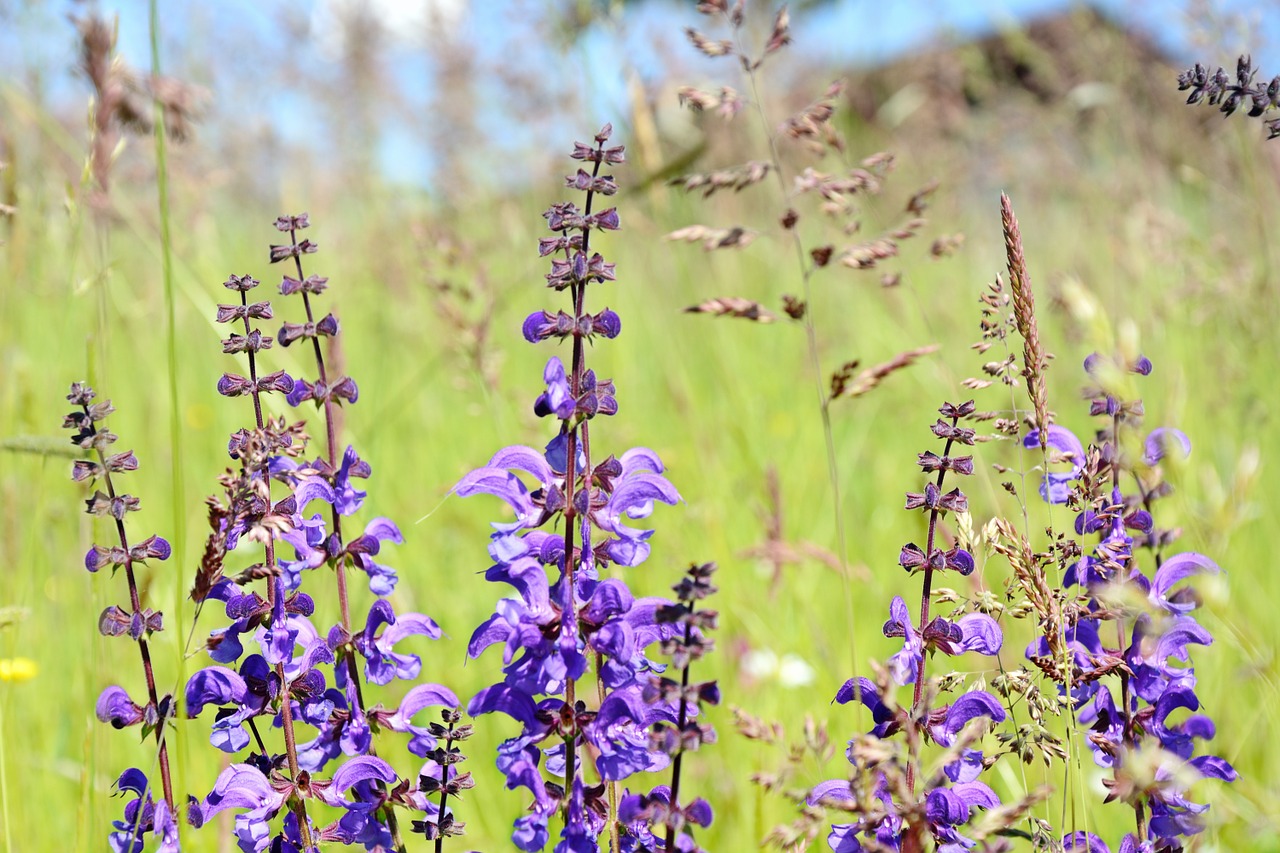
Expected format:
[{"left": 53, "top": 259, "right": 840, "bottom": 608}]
[
  {"left": 939, "top": 400, "right": 977, "bottom": 418},
  {"left": 899, "top": 543, "right": 926, "bottom": 571},
  {"left": 99, "top": 605, "right": 133, "bottom": 637},
  {"left": 86, "top": 544, "right": 116, "bottom": 573},
  {"left": 67, "top": 382, "right": 96, "bottom": 405},
  {"left": 286, "top": 592, "right": 315, "bottom": 616},
  {"left": 274, "top": 213, "right": 310, "bottom": 232},
  {"left": 279, "top": 274, "right": 328, "bottom": 296},
  {"left": 269, "top": 239, "right": 318, "bottom": 263},
  {"left": 277, "top": 322, "right": 308, "bottom": 347},
  {"left": 685, "top": 798, "right": 713, "bottom": 827},
  {"left": 72, "top": 460, "right": 101, "bottom": 482},
  {"left": 592, "top": 208, "right": 620, "bottom": 231},
  {"left": 223, "top": 274, "right": 260, "bottom": 292},
  {"left": 222, "top": 330, "right": 273, "bottom": 354},
  {"left": 133, "top": 535, "right": 172, "bottom": 562},
  {"left": 1124, "top": 510, "right": 1154, "bottom": 533},
  {"left": 287, "top": 379, "right": 314, "bottom": 407},
  {"left": 917, "top": 451, "right": 945, "bottom": 471},
  {"left": 594, "top": 309, "right": 621, "bottom": 338},
  {"left": 104, "top": 451, "right": 139, "bottom": 474},
  {"left": 256, "top": 370, "right": 295, "bottom": 395},
  {"left": 946, "top": 548, "right": 975, "bottom": 575},
  {"left": 904, "top": 482, "right": 938, "bottom": 511},
  {"left": 331, "top": 377, "right": 359, "bottom": 404},
  {"left": 922, "top": 616, "right": 962, "bottom": 645},
  {"left": 523, "top": 311, "right": 552, "bottom": 343},
  {"left": 85, "top": 491, "right": 140, "bottom": 519},
  {"left": 938, "top": 488, "right": 968, "bottom": 513},
  {"left": 216, "top": 302, "right": 273, "bottom": 323},
  {"left": 217, "top": 373, "right": 253, "bottom": 397},
  {"left": 315, "top": 313, "right": 339, "bottom": 336},
  {"left": 97, "top": 686, "right": 144, "bottom": 728},
  {"left": 931, "top": 420, "right": 977, "bottom": 445}
]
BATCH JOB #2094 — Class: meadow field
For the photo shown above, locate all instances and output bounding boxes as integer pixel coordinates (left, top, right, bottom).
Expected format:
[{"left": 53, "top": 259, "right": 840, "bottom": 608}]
[{"left": 1, "top": 2, "right": 1278, "bottom": 851}]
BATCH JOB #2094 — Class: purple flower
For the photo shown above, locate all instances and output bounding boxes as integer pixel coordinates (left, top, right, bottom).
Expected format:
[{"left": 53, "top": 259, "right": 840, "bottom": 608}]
[
  {"left": 1149, "top": 552, "right": 1220, "bottom": 615},
  {"left": 1143, "top": 427, "right": 1191, "bottom": 465},
  {"left": 455, "top": 445, "right": 558, "bottom": 532},
  {"left": 189, "top": 764, "right": 288, "bottom": 850},
  {"left": 882, "top": 596, "right": 923, "bottom": 686},
  {"left": 534, "top": 357, "right": 576, "bottom": 419},
  {"left": 929, "top": 691, "right": 1007, "bottom": 746},
  {"left": 925, "top": 781, "right": 999, "bottom": 850},
  {"left": 555, "top": 778, "right": 599, "bottom": 853},
  {"left": 277, "top": 512, "right": 329, "bottom": 590},
  {"left": 97, "top": 686, "right": 144, "bottom": 729},
  {"left": 345, "top": 517, "right": 403, "bottom": 595},
  {"left": 382, "top": 682, "right": 460, "bottom": 756},
  {"left": 186, "top": 661, "right": 260, "bottom": 752},
  {"left": 108, "top": 769, "right": 178, "bottom": 853},
  {"left": 353, "top": 599, "right": 442, "bottom": 685},
  {"left": 1022, "top": 424, "right": 1086, "bottom": 503},
  {"left": 332, "top": 445, "right": 371, "bottom": 516}
]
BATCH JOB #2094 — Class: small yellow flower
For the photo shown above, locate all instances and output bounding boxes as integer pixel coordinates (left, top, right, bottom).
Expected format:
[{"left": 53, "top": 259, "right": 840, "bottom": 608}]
[{"left": 0, "top": 657, "right": 37, "bottom": 683}]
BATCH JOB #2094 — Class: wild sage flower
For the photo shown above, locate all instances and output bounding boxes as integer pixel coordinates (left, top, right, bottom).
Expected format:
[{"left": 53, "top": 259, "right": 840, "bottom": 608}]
[
  {"left": 1024, "top": 353, "right": 1236, "bottom": 851},
  {"left": 458, "top": 126, "right": 689, "bottom": 852},
  {"left": 64, "top": 382, "right": 177, "bottom": 850},
  {"left": 186, "top": 228, "right": 459, "bottom": 850},
  {"left": 811, "top": 401, "right": 1008, "bottom": 851}
]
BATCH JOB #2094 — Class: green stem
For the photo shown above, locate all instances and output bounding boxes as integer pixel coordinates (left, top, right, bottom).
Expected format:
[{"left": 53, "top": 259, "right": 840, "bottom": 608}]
[{"left": 148, "top": 0, "right": 188, "bottom": 819}]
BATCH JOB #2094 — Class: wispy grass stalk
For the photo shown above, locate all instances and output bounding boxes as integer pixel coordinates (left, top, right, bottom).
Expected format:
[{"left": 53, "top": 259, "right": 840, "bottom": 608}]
[{"left": 148, "top": 3, "right": 190, "bottom": 831}]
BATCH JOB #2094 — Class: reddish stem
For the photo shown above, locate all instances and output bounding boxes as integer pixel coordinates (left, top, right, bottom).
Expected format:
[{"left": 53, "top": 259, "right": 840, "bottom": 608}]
[
  {"left": 904, "top": 419, "right": 957, "bottom": 795},
  {"left": 87, "top": 405, "right": 175, "bottom": 812}
]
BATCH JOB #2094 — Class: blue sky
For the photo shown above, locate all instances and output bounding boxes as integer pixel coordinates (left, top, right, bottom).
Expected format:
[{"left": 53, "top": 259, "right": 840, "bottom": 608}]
[{"left": 3, "top": 0, "right": 1274, "bottom": 188}]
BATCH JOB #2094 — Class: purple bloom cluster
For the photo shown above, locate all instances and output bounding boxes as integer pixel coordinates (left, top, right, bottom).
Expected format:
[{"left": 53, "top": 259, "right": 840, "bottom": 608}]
[
  {"left": 1025, "top": 354, "right": 1236, "bottom": 852},
  {"left": 457, "top": 126, "right": 705, "bottom": 852},
  {"left": 812, "top": 401, "right": 1008, "bottom": 851},
  {"left": 64, "top": 382, "right": 178, "bottom": 852},
  {"left": 184, "top": 219, "right": 467, "bottom": 851}
]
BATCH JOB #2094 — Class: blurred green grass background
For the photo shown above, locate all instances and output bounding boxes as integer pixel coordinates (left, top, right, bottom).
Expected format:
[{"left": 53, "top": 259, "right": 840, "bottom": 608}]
[{"left": 2, "top": 3, "right": 1279, "bottom": 851}]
